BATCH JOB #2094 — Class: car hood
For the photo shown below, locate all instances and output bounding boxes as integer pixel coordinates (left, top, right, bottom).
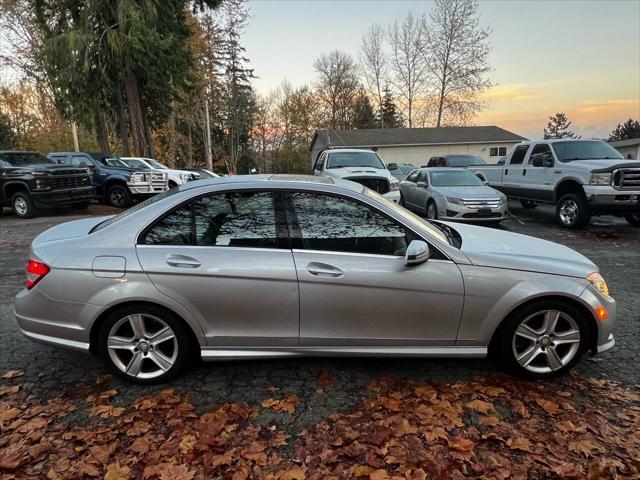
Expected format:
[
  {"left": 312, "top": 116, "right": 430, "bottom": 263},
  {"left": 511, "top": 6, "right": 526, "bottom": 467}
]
[
  {"left": 32, "top": 216, "right": 113, "bottom": 246},
  {"left": 434, "top": 185, "right": 504, "bottom": 199},
  {"left": 440, "top": 221, "right": 596, "bottom": 278},
  {"left": 563, "top": 159, "right": 640, "bottom": 172},
  {"left": 7, "top": 164, "right": 88, "bottom": 175},
  {"left": 325, "top": 168, "right": 392, "bottom": 179}
]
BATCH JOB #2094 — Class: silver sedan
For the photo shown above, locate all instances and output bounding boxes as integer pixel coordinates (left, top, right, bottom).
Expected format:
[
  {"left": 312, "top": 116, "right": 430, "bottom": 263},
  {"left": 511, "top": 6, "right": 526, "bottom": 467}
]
[
  {"left": 15, "top": 175, "right": 615, "bottom": 384},
  {"left": 400, "top": 168, "right": 507, "bottom": 223}
]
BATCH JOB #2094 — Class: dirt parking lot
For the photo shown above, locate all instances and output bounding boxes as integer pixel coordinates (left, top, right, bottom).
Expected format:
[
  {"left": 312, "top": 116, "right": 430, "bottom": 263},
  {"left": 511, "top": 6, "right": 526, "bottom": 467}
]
[{"left": 1, "top": 202, "right": 639, "bottom": 478}]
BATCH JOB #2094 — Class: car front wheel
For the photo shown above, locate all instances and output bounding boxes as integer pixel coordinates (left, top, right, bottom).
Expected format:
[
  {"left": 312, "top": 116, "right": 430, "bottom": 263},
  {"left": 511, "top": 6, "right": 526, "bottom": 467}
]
[
  {"left": 556, "top": 193, "right": 591, "bottom": 229},
  {"left": 107, "top": 184, "right": 132, "bottom": 208},
  {"left": 99, "top": 305, "right": 191, "bottom": 384},
  {"left": 12, "top": 191, "right": 36, "bottom": 218},
  {"left": 426, "top": 200, "right": 438, "bottom": 219},
  {"left": 495, "top": 300, "right": 588, "bottom": 379}
]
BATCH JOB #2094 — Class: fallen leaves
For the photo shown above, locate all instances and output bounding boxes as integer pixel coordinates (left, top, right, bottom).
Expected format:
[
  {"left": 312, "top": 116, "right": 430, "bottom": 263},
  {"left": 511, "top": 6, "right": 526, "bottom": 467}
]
[
  {"left": 1, "top": 370, "right": 24, "bottom": 379},
  {"left": 0, "top": 373, "right": 639, "bottom": 479}
]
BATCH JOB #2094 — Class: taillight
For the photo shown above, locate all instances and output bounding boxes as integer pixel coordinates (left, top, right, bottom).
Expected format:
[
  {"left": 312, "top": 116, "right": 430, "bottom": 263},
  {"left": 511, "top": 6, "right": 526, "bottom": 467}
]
[{"left": 26, "top": 260, "right": 50, "bottom": 289}]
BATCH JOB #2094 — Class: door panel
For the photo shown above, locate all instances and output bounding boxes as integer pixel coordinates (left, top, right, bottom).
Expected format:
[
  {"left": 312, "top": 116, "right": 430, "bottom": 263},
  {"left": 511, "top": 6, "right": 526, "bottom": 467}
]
[
  {"left": 137, "top": 246, "right": 299, "bottom": 346},
  {"left": 294, "top": 251, "right": 464, "bottom": 345}
]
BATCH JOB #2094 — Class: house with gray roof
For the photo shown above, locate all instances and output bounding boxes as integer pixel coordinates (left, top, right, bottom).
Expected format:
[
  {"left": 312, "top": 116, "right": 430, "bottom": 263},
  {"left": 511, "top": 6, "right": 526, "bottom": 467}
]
[
  {"left": 609, "top": 137, "right": 640, "bottom": 159},
  {"left": 309, "top": 126, "right": 528, "bottom": 167}
]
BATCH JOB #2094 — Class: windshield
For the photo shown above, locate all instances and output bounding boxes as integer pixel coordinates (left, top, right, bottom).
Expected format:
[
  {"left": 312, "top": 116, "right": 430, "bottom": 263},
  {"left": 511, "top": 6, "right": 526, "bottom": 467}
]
[
  {"left": 91, "top": 188, "right": 180, "bottom": 233},
  {"left": 0, "top": 152, "right": 54, "bottom": 167},
  {"left": 430, "top": 170, "right": 484, "bottom": 187},
  {"left": 446, "top": 155, "right": 486, "bottom": 167},
  {"left": 551, "top": 141, "right": 624, "bottom": 162},
  {"left": 364, "top": 189, "right": 450, "bottom": 245},
  {"left": 99, "top": 156, "right": 129, "bottom": 167},
  {"left": 146, "top": 158, "right": 167, "bottom": 169},
  {"left": 326, "top": 151, "right": 385, "bottom": 169}
]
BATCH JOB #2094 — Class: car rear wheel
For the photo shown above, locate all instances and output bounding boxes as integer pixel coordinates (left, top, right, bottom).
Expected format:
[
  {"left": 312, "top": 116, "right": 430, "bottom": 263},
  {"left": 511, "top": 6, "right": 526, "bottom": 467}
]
[
  {"left": 556, "top": 193, "right": 591, "bottom": 229},
  {"left": 495, "top": 300, "right": 588, "bottom": 379},
  {"left": 99, "top": 305, "right": 191, "bottom": 384},
  {"left": 107, "top": 184, "right": 132, "bottom": 208},
  {"left": 624, "top": 214, "right": 640, "bottom": 227},
  {"left": 426, "top": 200, "right": 438, "bottom": 220},
  {"left": 11, "top": 191, "right": 36, "bottom": 218},
  {"left": 520, "top": 200, "right": 537, "bottom": 209}
]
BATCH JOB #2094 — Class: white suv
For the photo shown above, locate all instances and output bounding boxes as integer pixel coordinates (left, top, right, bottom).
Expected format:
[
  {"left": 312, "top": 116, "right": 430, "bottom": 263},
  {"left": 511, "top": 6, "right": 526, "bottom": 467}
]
[
  {"left": 313, "top": 149, "right": 400, "bottom": 202},
  {"left": 121, "top": 157, "right": 200, "bottom": 188}
]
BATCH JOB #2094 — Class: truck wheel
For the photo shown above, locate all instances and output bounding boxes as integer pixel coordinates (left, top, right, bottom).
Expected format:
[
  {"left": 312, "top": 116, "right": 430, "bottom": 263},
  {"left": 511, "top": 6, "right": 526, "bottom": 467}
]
[
  {"left": 107, "top": 184, "right": 132, "bottom": 208},
  {"left": 624, "top": 214, "right": 640, "bottom": 227},
  {"left": 520, "top": 200, "right": 537, "bottom": 209},
  {"left": 556, "top": 193, "right": 591, "bottom": 229},
  {"left": 11, "top": 191, "right": 36, "bottom": 218}
]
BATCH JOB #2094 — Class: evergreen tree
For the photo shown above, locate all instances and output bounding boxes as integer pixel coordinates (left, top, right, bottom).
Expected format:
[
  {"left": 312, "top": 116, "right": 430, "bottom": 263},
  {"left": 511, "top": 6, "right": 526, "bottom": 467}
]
[
  {"left": 352, "top": 91, "right": 377, "bottom": 129},
  {"left": 544, "top": 112, "right": 579, "bottom": 139},
  {"left": 379, "top": 87, "right": 404, "bottom": 128},
  {"left": 0, "top": 113, "right": 17, "bottom": 149},
  {"left": 609, "top": 119, "right": 640, "bottom": 141}
]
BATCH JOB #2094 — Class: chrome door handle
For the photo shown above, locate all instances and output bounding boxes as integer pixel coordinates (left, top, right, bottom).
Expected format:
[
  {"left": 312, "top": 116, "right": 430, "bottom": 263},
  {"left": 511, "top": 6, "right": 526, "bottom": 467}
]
[
  {"left": 165, "top": 254, "right": 201, "bottom": 268},
  {"left": 307, "top": 262, "right": 343, "bottom": 277}
]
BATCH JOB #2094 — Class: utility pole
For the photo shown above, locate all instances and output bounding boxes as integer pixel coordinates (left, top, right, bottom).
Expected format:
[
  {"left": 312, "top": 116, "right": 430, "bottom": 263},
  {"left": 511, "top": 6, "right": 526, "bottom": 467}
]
[
  {"left": 204, "top": 95, "right": 213, "bottom": 171},
  {"left": 71, "top": 123, "right": 79, "bottom": 152}
]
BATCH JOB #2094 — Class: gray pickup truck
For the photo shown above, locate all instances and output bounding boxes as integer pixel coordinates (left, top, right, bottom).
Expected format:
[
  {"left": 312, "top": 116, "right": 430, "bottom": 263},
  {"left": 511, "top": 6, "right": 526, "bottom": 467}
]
[{"left": 469, "top": 139, "right": 640, "bottom": 228}]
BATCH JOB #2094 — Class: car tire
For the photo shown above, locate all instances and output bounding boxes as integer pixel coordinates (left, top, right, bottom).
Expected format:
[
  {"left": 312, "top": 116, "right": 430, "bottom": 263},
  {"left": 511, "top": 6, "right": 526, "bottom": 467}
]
[
  {"left": 624, "top": 214, "right": 640, "bottom": 227},
  {"left": 11, "top": 191, "right": 36, "bottom": 218},
  {"left": 426, "top": 200, "right": 438, "bottom": 220},
  {"left": 107, "top": 184, "right": 132, "bottom": 208},
  {"left": 556, "top": 193, "right": 591, "bottom": 229},
  {"left": 520, "top": 200, "right": 537, "bottom": 209},
  {"left": 98, "top": 305, "right": 191, "bottom": 385},
  {"left": 494, "top": 299, "right": 589, "bottom": 380}
]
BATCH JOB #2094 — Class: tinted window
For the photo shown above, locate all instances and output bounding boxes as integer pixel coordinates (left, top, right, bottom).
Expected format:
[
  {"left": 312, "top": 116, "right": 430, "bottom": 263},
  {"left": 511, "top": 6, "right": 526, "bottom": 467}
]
[
  {"left": 430, "top": 170, "right": 484, "bottom": 187},
  {"left": 291, "top": 192, "right": 411, "bottom": 256},
  {"left": 50, "top": 155, "right": 67, "bottom": 164},
  {"left": 194, "top": 192, "right": 277, "bottom": 248},
  {"left": 71, "top": 156, "right": 94, "bottom": 167},
  {"left": 446, "top": 155, "right": 486, "bottom": 167},
  {"left": 551, "top": 141, "right": 623, "bottom": 162},
  {"left": 144, "top": 204, "right": 193, "bottom": 245},
  {"left": 510, "top": 145, "right": 529, "bottom": 165},
  {"left": 0, "top": 152, "right": 54, "bottom": 166},
  {"left": 326, "top": 151, "right": 384, "bottom": 169},
  {"left": 529, "top": 144, "right": 554, "bottom": 165},
  {"left": 123, "top": 159, "right": 148, "bottom": 169}
]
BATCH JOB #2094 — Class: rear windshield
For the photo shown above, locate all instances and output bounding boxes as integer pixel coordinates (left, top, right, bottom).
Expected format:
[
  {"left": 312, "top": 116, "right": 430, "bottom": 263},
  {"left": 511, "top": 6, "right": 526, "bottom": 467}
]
[
  {"left": 446, "top": 155, "right": 486, "bottom": 167},
  {"left": 0, "top": 152, "right": 54, "bottom": 167},
  {"left": 430, "top": 170, "right": 484, "bottom": 187},
  {"left": 551, "top": 141, "right": 624, "bottom": 162},
  {"left": 326, "top": 151, "right": 385, "bottom": 169}
]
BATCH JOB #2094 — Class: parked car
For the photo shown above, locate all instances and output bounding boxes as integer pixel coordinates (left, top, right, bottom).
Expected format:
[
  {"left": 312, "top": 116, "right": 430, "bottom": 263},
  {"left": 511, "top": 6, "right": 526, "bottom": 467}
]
[
  {"left": 387, "top": 162, "right": 417, "bottom": 181},
  {"left": 426, "top": 154, "right": 487, "bottom": 168},
  {"left": 1, "top": 150, "right": 94, "bottom": 218},
  {"left": 181, "top": 168, "right": 220, "bottom": 179},
  {"left": 15, "top": 175, "right": 615, "bottom": 384},
  {"left": 120, "top": 157, "right": 200, "bottom": 188},
  {"left": 313, "top": 148, "right": 400, "bottom": 202},
  {"left": 48, "top": 152, "right": 169, "bottom": 208},
  {"left": 400, "top": 168, "right": 507, "bottom": 223},
  {"left": 468, "top": 139, "right": 640, "bottom": 228}
]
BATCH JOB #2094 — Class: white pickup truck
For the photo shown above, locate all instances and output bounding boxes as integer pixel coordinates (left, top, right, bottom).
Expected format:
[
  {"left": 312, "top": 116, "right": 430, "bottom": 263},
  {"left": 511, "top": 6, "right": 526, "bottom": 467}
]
[{"left": 469, "top": 139, "right": 640, "bottom": 228}]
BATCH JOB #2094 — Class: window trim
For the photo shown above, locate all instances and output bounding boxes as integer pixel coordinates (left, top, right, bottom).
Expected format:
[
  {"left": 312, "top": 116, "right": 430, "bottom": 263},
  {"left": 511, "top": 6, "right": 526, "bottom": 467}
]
[
  {"left": 137, "top": 188, "right": 290, "bottom": 250},
  {"left": 281, "top": 189, "right": 447, "bottom": 260}
]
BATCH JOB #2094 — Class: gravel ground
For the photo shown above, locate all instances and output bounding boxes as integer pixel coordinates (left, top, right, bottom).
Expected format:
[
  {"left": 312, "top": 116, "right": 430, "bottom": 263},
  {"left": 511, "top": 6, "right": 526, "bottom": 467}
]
[{"left": 1, "top": 201, "right": 638, "bottom": 430}]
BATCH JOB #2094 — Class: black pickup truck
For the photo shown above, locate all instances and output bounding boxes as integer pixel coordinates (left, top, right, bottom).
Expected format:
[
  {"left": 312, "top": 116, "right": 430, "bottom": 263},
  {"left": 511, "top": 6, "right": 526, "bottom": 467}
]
[{"left": 0, "top": 151, "right": 95, "bottom": 218}]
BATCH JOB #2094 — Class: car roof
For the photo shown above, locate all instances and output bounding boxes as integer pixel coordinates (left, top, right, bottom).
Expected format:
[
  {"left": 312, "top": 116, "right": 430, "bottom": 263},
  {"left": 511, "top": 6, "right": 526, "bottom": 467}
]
[
  {"left": 423, "top": 167, "right": 468, "bottom": 172},
  {"left": 324, "top": 148, "right": 379, "bottom": 154},
  {"left": 179, "top": 174, "right": 363, "bottom": 193}
]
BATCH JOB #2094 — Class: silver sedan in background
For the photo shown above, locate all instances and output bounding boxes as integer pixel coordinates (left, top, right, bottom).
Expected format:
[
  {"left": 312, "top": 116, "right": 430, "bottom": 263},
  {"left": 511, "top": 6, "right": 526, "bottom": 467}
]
[
  {"left": 400, "top": 168, "right": 507, "bottom": 223},
  {"left": 15, "top": 175, "right": 615, "bottom": 384}
]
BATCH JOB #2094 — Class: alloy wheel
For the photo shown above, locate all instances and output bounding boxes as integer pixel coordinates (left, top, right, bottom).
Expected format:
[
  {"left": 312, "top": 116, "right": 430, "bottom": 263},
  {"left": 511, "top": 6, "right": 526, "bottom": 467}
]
[
  {"left": 110, "top": 189, "right": 125, "bottom": 206},
  {"left": 559, "top": 199, "right": 578, "bottom": 225},
  {"left": 13, "top": 196, "right": 28, "bottom": 216},
  {"left": 107, "top": 314, "right": 178, "bottom": 379},
  {"left": 511, "top": 309, "right": 581, "bottom": 374},
  {"left": 427, "top": 202, "right": 437, "bottom": 219}
]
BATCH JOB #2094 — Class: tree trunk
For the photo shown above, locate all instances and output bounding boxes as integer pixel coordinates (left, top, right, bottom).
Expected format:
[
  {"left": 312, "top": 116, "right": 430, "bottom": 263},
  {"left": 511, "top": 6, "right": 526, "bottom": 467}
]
[
  {"left": 115, "top": 89, "right": 131, "bottom": 156},
  {"left": 186, "top": 125, "right": 193, "bottom": 168},
  {"left": 125, "top": 53, "right": 148, "bottom": 156},
  {"left": 95, "top": 112, "right": 110, "bottom": 153}
]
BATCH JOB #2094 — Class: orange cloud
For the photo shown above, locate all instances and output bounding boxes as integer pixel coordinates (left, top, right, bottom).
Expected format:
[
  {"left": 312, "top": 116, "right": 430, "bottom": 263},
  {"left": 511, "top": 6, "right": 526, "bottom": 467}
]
[{"left": 481, "top": 83, "right": 539, "bottom": 103}]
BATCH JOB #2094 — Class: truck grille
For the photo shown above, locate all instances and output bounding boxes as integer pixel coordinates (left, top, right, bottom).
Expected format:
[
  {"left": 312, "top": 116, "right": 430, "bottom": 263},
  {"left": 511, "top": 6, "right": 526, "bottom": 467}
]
[
  {"left": 52, "top": 175, "right": 91, "bottom": 190},
  {"left": 150, "top": 172, "right": 168, "bottom": 190},
  {"left": 613, "top": 168, "right": 640, "bottom": 190},
  {"left": 344, "top": 177, "right": 390, "bottom": 194},
  {"left": 462, "top": 198, "right": 501, "bottom": 209}
]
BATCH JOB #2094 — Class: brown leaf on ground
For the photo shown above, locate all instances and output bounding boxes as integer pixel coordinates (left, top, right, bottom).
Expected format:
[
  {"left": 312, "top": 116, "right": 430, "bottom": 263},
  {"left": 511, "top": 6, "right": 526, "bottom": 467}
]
[
  {"left": 104, "top": 461, "right": 131, "bottom": 480},
  {"left": 317, "top": 372, "right": 334, "bottom": 387},
  {"left": 0, "top": 385, "right": 20, "bottom": 396},
  {"left": 158, "top": 464, "right": 196, "bottom": 480},
  {"left": 465, "top": 399, "right": 494, "bottom": 414},
  {"left": 1, "top": 370, "right": 24, "bottom": 379},
  {"left": 535, "top": 397, "right": 560, "bottom": 415},
  {"left": 262, "top": 394, "right": 299, "bottom": 414},
  {"left": 90, "top": 404, "right": 125, "bottom": 418}
]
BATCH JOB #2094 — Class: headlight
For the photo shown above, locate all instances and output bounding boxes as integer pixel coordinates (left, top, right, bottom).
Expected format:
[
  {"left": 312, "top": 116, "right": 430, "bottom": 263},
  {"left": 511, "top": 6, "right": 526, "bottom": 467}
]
[
  {"left": 446, "top": 197, "right": 464, "bottom": 205},
  {"left": 499, "top": 196, "right": 507, "bottom": 205},
  {"left": 390, "top": 180, "right": 399, "bottom": 191},
  {"left": 589, "top": 173, "right": 611, "bottom": 185},
  {"left": 180, "top": 173, "right": 191, "bottom": 182},
  {"left": 129, "top": 172, "right": 147, "bottom": 183},
  {"left": 587, "top": 272, "right": 609, "bottom": 298},
  {"left": 34, "top": 179, "right": 52, "bottom": 191}
]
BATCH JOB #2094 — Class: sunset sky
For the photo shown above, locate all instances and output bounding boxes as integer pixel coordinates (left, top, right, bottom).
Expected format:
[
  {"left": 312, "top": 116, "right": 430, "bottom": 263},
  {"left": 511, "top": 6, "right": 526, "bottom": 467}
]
[{"left": 244, "top": 0, "right": 640, "bottom": 140}]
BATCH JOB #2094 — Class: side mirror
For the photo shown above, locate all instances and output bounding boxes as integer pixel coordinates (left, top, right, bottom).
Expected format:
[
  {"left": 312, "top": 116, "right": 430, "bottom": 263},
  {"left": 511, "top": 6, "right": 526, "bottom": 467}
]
[
  {"left": 388, "top": 162, "right": 398, "bottom": 169},
  {"left": 404, "top": 240, "right": 430, "bottom": 266},
  {"left": 416, "top": 181, "right": 427, "bottom": 188},
  {"left": 530, "top": 154, "right": 544, "bottom": 167}
]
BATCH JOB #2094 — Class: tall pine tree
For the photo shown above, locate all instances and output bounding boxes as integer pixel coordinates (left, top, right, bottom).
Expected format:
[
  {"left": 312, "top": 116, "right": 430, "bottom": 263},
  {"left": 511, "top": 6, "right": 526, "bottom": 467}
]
[
  {"left": 609, "top": 119, "right": 640, "bottom": 141},
  {"left": 378, "top": 87, "right": 404, "bottom": 128},
  {"left": 544, "top": 112, "right": 579, "bottom": 139}
]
